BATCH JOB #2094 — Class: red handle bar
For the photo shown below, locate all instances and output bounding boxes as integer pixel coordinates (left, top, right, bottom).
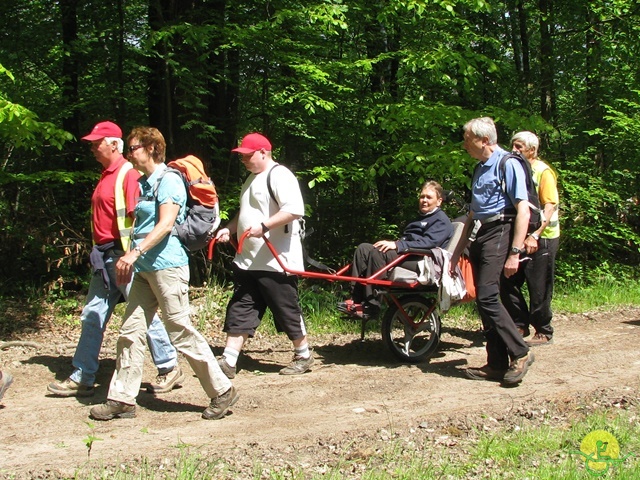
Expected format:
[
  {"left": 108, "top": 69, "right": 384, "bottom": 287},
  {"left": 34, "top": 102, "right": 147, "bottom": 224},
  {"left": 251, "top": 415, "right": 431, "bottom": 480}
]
[{"left": 208, "top": 230, "right": 429, "bottom": 290}]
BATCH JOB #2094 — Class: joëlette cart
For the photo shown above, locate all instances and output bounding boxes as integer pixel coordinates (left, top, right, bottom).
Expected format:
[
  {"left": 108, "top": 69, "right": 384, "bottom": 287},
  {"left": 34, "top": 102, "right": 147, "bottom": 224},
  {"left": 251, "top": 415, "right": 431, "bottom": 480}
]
[{"left": 209, "top": 221, "right": 467, "bottom": 364}]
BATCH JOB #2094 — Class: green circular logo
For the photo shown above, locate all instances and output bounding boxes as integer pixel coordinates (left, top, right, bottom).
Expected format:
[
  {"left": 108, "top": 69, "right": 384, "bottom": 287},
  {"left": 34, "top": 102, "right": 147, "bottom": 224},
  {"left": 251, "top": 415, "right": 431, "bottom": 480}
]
[{"left": 579, "top": 430, "right": 621, "bottom": 475}]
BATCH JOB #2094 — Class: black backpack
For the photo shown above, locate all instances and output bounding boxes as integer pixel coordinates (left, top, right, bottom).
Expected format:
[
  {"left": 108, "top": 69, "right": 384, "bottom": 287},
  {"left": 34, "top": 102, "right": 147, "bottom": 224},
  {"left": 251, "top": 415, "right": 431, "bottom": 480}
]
[
  {"left": 498, "top": 152, "right": 542, "bottom": 233},
  {"left": 472, "top": 152, "right": 543, "bottom": 233}
]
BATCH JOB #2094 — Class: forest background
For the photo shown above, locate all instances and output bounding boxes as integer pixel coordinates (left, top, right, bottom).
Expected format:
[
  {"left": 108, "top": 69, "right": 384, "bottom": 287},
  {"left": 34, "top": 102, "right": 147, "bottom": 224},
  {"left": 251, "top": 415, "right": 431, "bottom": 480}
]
[{"left": 0, "top": 0, "right": 639, "bottom": 304}]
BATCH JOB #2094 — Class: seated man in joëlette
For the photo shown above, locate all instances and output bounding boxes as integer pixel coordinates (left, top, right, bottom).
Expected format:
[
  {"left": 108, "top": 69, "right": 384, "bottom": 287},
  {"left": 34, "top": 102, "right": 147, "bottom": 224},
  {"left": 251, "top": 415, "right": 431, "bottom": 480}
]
[{"left": 338, "top": 180, "right": 453, "bottom": 319}]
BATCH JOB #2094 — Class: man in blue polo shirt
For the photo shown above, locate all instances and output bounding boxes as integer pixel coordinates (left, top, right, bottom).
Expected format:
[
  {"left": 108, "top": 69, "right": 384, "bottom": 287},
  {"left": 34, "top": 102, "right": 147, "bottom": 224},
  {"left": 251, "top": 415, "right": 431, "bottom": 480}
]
[{"left": 450, "top": 117, "right": 534, "bottom": 386}]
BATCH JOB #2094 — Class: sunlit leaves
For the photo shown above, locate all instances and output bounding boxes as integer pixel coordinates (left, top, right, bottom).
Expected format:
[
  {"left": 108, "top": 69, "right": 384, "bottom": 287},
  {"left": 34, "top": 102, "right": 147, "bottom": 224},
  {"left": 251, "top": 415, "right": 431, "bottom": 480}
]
[{"left": 0, "top": 64, "right": 73, "bottom": 153}]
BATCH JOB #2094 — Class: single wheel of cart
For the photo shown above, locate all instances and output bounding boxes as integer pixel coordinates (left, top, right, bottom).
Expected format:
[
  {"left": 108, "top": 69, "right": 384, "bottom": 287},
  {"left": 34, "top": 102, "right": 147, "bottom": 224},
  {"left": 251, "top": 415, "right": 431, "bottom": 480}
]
[{"left": 381, "top": 293, "right": 441, "bottom": 363}]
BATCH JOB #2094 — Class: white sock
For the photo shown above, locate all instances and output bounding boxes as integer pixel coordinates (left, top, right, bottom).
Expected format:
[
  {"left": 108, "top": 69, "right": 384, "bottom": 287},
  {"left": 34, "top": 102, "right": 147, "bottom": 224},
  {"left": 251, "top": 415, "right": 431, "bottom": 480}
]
[
  {"left": 223, "top": 348, "right": 240, "bottom": 367},
  {"left": 295, "top": 344, "right": 310, "bottom": 359}
]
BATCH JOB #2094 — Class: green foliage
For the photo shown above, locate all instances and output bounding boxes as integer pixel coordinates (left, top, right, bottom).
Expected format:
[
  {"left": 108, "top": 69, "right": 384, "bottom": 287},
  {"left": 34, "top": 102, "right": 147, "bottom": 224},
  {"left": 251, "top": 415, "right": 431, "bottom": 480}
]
[
  {"left": 556, "top": 160, "right": 640, "bottom": 285},
  {"left": 0, "top": 63, "right": 73, "bottom": 152},
  {"left": 83, "top": 421, "right": 102, "bottom": 459},
  {"left": 553, "top": 278, "right": 640, "bottom": 314},
  {"left": 0, "top": 0, "right": 639, "bottom": 294},
  {"left": 0, "top": 62, "right": 92, "bottom": 294}
]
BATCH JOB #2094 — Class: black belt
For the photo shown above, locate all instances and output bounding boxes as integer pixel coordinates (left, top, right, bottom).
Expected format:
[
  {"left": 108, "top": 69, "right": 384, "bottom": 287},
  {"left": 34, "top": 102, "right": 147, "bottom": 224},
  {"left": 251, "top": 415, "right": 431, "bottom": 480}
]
[
  {"left": 479, "top": 217, "right": 514, "bottom": 230},
  {"left": 469, "top": 215, "right": 514, "bottom": 241}
]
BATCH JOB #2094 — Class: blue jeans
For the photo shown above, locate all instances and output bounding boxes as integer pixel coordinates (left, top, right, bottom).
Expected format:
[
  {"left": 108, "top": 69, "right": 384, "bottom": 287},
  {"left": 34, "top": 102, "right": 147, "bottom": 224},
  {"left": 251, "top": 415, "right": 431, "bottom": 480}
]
[{"left": 70, "top": 250, "right": 177, "bottom": 386}]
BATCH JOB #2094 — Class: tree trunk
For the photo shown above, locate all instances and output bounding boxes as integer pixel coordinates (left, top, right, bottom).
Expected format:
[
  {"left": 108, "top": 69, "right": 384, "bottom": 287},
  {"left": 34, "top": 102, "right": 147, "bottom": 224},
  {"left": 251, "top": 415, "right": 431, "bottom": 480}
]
[
  {"left": 59, "top": 0, "right": 80, "bottom": 168},
  {"left": 148, "top": 1, "right": 167, "bottom": 135},
  {"left": 506, "top": 0, "right": 523, "bottom": 78},
  {"left": 517, "top": 0, "right": 531, "bottom": 86},
  {"left": 206, "top": 0, "right": 236, "bottom": 169},
  {"left": 538, "top": 0, "right": 556, "bottom": 125},
  {"left": 585, "top": 6, "right": 605, "bottom": 172},
  {"left": 116, "top": 0, "right": 125, "bottom": 121}
]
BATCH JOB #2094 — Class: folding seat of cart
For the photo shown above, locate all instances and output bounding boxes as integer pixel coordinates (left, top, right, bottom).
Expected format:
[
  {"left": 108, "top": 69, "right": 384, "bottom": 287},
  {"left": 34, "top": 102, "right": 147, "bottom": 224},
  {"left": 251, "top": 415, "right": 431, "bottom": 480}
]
[{"left": 387, "top": 221, "right": 465, "bottom": 285}]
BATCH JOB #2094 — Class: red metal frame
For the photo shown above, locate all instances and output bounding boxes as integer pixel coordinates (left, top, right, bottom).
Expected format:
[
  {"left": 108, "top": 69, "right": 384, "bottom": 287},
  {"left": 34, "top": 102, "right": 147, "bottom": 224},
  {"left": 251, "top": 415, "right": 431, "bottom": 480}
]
[
  {"left": 209, "top": 231, "right": 433, "bottom": 291},
  {"left": 208, "top": 232, "right": 439, "bottom": 338},
  {"left": 386, "top": 293, "right": 437, "bottom": 329}
]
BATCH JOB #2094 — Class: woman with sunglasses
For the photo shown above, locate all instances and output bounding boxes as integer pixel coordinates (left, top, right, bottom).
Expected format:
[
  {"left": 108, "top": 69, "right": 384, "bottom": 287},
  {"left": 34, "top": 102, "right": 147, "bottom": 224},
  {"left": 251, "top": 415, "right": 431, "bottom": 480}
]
[{"left": 90, "top": 126, "right": 238, "bottom": 421}]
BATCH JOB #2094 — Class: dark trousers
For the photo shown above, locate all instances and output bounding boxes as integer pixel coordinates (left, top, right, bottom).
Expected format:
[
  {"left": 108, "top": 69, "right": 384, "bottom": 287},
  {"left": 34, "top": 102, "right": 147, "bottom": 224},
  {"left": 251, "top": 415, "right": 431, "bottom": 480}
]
[
  {"left": 500, "top": 237, "right": 559, "bottom": 337},
  {"left": 224, "top": 265, "right": 307, "bottom": 341},
  {"left": 351, "top": 243, "right": 399, "bottom": 308},
  {"left": 469, "top": 222, "right": 529, "bottom": 370}
]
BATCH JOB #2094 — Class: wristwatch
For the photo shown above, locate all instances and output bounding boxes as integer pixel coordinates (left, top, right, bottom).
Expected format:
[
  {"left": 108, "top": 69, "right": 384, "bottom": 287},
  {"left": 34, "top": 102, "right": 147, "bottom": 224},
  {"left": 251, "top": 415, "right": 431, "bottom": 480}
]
[
  {"left": 530, "top": 233, "right": 540, "bottom": 241},
  {"left": 134, "top": 245, "right": 143, "bottom": 255},
  {"left": 510, "top": 246, "right": 523, "bottom": 255}
]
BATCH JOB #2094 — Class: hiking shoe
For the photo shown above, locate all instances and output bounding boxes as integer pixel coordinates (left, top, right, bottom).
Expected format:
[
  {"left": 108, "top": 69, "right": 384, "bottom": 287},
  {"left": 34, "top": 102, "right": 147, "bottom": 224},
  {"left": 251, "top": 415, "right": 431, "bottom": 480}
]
[
  {"left": 526, "top": 333, "right": 553, "bottom": 347},
  {"left": 502, "top": 351, "right": 535, "bottom": 385},
  {"left": 47, "top": 378, "right": 94, "bottom": 397},
  {"left": 147, "top": 367, "right": 186, "bottom": 394},
  {"left": 202, "top": 386, "right": 239, "bottom": 420},
  {"left": 279, "top": 354, "right": 315, "bottom": 375},
  {"left": 0, "top": 372, "right": 13, "bottom": 402},
  {"left": 217, "top": 356, "right": 236, "bottom": 379},
  {"left": 465, "top": 365, "right": 507, "bottom": 381},
  {"left": 90, "top": 400, "right": 136, "bottom": 420}
]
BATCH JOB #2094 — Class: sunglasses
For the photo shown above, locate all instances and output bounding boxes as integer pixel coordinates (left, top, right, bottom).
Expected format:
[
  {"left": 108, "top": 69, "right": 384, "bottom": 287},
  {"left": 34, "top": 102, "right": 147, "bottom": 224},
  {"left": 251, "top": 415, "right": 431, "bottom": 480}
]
[{"left": 128, "top": 144, "right": 144, "bottom": 153}]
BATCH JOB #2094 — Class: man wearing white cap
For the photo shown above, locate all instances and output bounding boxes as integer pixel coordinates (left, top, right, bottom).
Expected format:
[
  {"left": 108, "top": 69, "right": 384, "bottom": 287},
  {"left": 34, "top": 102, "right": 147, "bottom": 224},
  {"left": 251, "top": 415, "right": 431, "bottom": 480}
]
[
  {"left": 215, "top": 132, "right": 314, "bottom": 376},
  {"left": 47, "top": 121, "right": 182, "bottom": 397}
]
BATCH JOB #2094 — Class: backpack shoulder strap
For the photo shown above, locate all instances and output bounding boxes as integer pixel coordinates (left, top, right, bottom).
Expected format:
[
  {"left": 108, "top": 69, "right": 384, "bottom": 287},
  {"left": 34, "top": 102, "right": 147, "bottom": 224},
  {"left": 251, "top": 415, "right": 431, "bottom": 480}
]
[
  {"left": 266, "top": 163, "right": 282, "bottom": 206},
  {"left": 152, "top": 168, "right": 186, "bottom": 231},
  {"left": 501, "top": 152, "right": 545, "bottom": 220},
  {"left": 498, "top": 152, "right": 513, "bottom": 183},
  {"left": 265, "top": 163, "right": 331, "bottom": 271},
  {"left": 152, "top": 167, "right": 182, "bottom": 198},
  {"left": 498, "top": 152, "right": 524, "bottom": 195}
]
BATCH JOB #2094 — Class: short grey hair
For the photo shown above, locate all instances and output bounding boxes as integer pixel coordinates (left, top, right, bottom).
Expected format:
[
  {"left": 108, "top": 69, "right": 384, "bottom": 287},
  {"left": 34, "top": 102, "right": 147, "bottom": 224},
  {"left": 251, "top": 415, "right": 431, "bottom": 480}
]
[
  {"left": 463, "top": 117, "right": 497, "bottom": 145},
  {"left": 104, "top": 136, "right": 124, "bottom": 154},
  {"left": 511, "top": 131, "right": 539, "bottom": 155}
]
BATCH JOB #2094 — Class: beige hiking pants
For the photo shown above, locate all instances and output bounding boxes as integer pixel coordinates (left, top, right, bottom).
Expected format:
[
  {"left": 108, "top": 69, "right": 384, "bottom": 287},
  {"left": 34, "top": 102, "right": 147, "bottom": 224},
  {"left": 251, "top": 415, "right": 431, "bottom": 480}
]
[{"left": 107, "top": 265, "right": 231, "bottom": 405}]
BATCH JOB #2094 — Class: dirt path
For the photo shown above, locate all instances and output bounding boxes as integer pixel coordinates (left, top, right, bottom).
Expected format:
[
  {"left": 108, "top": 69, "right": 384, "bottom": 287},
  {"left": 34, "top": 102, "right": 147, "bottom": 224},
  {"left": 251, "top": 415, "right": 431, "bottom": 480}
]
[{"left": 1, "top": 306, "right": 639, "bottom": 478}]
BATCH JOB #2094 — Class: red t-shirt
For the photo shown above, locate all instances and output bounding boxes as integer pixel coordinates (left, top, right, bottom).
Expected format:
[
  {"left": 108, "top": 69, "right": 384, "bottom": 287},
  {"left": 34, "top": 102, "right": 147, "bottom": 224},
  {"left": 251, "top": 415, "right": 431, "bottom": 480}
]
[{"left": 91, "top": 156, "right": 141, "bottom": 245}]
